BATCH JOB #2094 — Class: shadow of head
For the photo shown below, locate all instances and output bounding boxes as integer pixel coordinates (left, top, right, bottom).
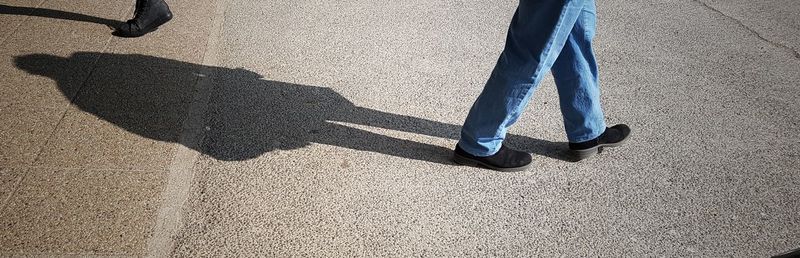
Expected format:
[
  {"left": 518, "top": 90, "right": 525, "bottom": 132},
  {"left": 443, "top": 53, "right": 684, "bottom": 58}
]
[{"left": 14, "top": 52, "right": 571, "bottom": 164}]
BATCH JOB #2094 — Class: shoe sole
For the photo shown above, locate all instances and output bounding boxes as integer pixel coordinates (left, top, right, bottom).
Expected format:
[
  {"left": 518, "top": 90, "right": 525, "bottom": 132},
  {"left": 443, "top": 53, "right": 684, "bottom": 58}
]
[
  {"left": 452, "top": 153, "right": 531, "bottom": 172},
  {"left": 569, "top": 131, "right": 632, "bottom": 161}
]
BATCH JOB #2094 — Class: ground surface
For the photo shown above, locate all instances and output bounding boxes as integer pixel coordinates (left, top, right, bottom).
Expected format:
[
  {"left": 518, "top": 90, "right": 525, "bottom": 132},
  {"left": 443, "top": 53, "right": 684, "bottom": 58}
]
[{"left": 1, "top": 0, "right": 798, "bottom": 256}]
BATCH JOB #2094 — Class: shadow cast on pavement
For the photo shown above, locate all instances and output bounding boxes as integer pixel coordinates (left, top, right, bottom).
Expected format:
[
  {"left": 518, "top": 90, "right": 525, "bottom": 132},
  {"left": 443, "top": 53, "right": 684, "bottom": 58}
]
[
  {"left": 0, "top": 4, "right": 123, "bottom": 29},
  {"left": 14, "top": 52, "right": 573, "bottom": 165}
]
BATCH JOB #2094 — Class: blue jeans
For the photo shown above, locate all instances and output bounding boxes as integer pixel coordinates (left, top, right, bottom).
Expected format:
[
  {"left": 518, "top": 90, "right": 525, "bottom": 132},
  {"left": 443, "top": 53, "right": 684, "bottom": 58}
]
[{"left": 459, "top": 0, "right": 606, "bottom": 156}]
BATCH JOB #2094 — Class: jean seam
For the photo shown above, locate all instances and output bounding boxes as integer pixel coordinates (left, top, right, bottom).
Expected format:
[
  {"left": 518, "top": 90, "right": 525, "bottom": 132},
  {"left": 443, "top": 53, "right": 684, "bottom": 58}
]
[{"left": 492, "top": 3, "right": 572, "bottom": 140}]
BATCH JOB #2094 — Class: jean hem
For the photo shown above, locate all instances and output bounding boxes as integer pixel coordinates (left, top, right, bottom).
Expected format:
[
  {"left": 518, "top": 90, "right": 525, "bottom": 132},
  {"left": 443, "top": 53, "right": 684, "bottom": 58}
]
[
  {"left": 568, "top": 127, "right": 605, "bottom": 143},
  {"left": 456, "top": 141, "right": 501, "bottom": 157}
]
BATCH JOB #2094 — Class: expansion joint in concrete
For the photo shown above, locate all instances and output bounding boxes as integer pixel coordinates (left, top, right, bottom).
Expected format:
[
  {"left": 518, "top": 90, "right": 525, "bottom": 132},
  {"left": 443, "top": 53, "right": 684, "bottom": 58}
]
[{"left": 693, "top": 0, "right": 800, "bottom": 60}]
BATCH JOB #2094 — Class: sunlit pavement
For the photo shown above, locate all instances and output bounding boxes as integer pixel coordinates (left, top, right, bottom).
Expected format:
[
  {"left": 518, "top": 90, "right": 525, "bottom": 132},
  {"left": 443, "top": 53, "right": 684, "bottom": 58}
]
[{"left": 1, "top": 0, "right": 798, "bottom": 256}]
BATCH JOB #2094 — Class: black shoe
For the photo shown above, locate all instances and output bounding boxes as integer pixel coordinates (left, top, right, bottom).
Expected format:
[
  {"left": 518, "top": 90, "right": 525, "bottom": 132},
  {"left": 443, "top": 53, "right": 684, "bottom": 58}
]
[
  {"left": 113, "top": 0, "right": 173, "bottom": 38},
  {"left": 568, "top": 124, "right": 631, "bottom": 160},
  {"left": 453, "top": 144, "right": 532, "bottom": 172}
]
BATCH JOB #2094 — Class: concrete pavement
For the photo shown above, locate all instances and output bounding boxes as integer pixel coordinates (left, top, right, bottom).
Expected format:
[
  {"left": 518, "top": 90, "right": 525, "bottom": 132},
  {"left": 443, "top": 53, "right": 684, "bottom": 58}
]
[{"left": 1, "top": 0, "right": 798, "bottom": 256}]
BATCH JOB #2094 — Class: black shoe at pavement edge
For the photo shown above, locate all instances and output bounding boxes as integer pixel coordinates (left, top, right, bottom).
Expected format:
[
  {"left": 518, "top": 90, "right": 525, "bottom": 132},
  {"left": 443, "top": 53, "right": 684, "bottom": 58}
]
[
  {"left": 453, "top": 144, "right": 532, "bottom": 172},
  {"left": 113, "top": 0, "right": 173, "bottom": 38},
  {"left": 568, "top": 124, "right": 631, "bottom": 160}
]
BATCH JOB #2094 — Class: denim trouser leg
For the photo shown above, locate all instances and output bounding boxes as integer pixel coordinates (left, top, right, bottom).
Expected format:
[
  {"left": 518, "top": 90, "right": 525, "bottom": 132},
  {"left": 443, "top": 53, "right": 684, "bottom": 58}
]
[
  {"left": 458, "top": 0, "right": 605, "bottom": 156},
  {"left": 552, "top": 0, "right": 606, "bottom": 143}
]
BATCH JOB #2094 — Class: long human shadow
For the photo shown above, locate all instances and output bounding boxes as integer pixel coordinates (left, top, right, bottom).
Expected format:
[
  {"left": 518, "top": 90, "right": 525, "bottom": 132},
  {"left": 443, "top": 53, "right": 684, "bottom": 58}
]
[
  {"left": 14, "top": 52, "right": 571, "bottom": 164},
  {"left": 0, "top": 4, "right": 123, "bottom": 29}
]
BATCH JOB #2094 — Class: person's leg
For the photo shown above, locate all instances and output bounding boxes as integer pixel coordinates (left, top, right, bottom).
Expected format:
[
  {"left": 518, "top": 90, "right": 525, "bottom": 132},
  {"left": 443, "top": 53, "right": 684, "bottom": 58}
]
[
  {"left": 551, "top": 0, "right": 630, "bottom": 160},
  {"left": 551, "top": 0, "right": 605, "bottom": 143},
  {"left": 458, "top": 0, "right": 588, "bottom": 157}
]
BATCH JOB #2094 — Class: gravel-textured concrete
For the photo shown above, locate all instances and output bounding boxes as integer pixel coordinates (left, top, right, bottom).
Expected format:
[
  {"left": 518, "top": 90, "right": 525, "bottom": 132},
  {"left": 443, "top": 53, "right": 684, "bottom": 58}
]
[
  {"left": 171, "top": 0, "right": 799, "bottom": 257},
  {"left": 1, "top": 0, "right": 215, "bottom": 255},
  {"left": 1, "top": 168, "right": 165, "bottom": 254},
  {"left": 1, "top": 0, "right": 798, "bottom": 256},
  {"left": 698, "top": 0, "right": 800, "bottom": 58}
]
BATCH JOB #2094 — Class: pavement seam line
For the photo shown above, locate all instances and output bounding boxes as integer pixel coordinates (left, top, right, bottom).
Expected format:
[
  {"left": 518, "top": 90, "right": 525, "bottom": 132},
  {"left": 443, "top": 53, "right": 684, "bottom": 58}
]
[
  {"left": 0, "top": 0, "right": 47, "bottom": 48},
  {"left": 0, "top": 166, "right": 168, "bottom": 172},
  {"left": 0, "top": 251, "right": 139, "bottom": 257},
  {"left": 693, "top": 0, "right": 800, "bottom": 60},
  {"left": 28, "top": 0, "right": 129, "bottom": 173},
  {"left": 145, "top": 0, "right": 229, "bottom": 256},
  {"left": 0, "top": 26, "right": 117, "bottom": 215}
]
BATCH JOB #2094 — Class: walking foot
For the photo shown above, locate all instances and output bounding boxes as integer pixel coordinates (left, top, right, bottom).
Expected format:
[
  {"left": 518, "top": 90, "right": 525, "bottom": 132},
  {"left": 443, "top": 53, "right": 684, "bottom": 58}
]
[
  {"left": 569, "top": 124, "right": 631, "bottom": 160},
  {"left": 453, "top": 144, "right": 532, "bottom": 172},
  {"left": 113, "top": 0, "right": 172, "bottom": 38}
]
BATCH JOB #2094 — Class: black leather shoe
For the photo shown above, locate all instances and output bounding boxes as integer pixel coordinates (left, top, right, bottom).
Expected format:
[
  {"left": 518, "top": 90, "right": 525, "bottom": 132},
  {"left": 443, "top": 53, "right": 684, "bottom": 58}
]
[
  {"left": 453, "top": 144, "right": 532, "bottom": 172},
  {"left": 113, "top": 0, "right": 173, "bottom": 38},
  {"left": 569, "top": 124, "right": 631, "bottom": 160}
]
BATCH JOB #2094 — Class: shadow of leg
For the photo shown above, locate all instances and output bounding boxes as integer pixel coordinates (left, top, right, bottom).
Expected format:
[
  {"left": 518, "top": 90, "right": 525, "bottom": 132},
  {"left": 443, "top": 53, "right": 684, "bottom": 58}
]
[
  {"left": 332, "top": 107, "right": 461, "bottom": 140},
  {"left": 0, "top": 4, "right": 124, "bottom": 29},
  {"left": 312, "top": 122, "right": 455, "bottom": 166},
  {"left": 505, "top": 134, "right": 576, "bottom": 162},
  {"left": 334, "top": 106, "right": 574, "bottom": 162}
]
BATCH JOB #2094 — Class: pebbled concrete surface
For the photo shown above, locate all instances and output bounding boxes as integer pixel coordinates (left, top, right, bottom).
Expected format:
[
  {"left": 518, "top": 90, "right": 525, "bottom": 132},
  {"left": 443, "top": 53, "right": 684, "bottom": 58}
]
[
  {"left": 0, "top": 0, "right": 798, "bottom": 256},
  {"left": 1, "top": 168, "right": 164, "bottom": 254},
  {"left": 1, "top": 0, "right": 216, "bottom": 255},
  {"left": 171, "top": 0, "right": 799, "bottom": 257},
  {"left": 697, "top": 0, "right": 800, "bottom": 59}
]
